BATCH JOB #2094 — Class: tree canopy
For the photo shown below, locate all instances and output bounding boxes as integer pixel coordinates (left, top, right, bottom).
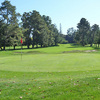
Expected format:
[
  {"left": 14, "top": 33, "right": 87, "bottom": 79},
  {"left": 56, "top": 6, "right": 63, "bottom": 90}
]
[
  {"left": 0, "top": 0, "right": 63, "bottom": 50},
  {"left": 66, "top": 18, "right": 100, "bottom": 47},
  {"left": 1, "top": 0, "right": 100, "bottom": 50}
]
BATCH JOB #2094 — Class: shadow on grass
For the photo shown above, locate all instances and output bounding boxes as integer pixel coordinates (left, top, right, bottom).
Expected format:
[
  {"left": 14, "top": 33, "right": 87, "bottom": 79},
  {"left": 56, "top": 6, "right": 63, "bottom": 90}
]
[
  {"left": 93, "top": 47, "right": 100, "bottom": 50},
  {"left": 67, "top": 43, "right": 90, "bottom": 48},
  {"left": 0, "top": 45, "right": 59, "bottom": 52},
  {"left": 67, "top": 43, "right": 100, "bottom": 50}
]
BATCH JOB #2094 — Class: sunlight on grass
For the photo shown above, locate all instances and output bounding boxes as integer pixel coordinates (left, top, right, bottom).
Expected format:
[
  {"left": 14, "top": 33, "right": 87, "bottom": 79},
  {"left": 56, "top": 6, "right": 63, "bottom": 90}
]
[{"left": 0, "top": 44, "right": 100, "bottom": 100}]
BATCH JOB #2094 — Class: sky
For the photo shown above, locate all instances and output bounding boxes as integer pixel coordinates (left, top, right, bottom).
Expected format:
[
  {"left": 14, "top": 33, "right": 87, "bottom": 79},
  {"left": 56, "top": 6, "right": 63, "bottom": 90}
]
[{"left": 0, "top": 0, "right": 100, "bottom": 34}]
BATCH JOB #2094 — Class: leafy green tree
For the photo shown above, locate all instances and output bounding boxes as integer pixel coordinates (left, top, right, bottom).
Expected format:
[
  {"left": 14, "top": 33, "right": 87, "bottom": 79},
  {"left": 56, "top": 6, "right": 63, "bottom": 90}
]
[
  {"left": 30, "top": 11, "right": 50, "bottom": 47},
  {"left": 74, "top": 30, "right": 80, "bottom": 44},
  {"left": 0, "top": 20, "right": 4, "bottom": 50},
  {"left": 0, "top": 0, "right": 15, "bottom": 24},
  {"left": 0, "top": 0, "right": 21, "bottom": 50},
  {"left": 42, "top": 15, "right": 55, "bottom": 46},
  {"left": 52, "top": 24, "right": 60, "bottom": 46},
  {"left": 77, "top": 18, "right": 90, "bottom": 46},
  {"left": 9, "top": 25, "right": 23, "bottom": 49},
  {"left": 42, "top": 15, "right": 62, "bottom": 45},
  {"left": 97, "top": 30, "right": 100, "bottom": 48},
  {"left": 90, "top": 24, "right": 99, "bottom": 47},
  {"left": 0, "top": 23, "right": 8, "bottom": 50},
  {"left": 66, "top": 27, "right": 76, "bottom": 43},
  {"left": 21, "top": 12, "right": 32, "bottom": 49},
  {"left": 30, "top": 10, "right": 43, "bottom": 47},
  {"left": 48, "top": 29, "right": 55, "bottom": 46},
  {"left": 39, "top": 27, "right": 49, "bottom": 47},
  {"left": 42, "top": 15, "right": 51, "bottom": 27},
  {"left": 22, "top": 10, "right": 60, "bottom": 48}
]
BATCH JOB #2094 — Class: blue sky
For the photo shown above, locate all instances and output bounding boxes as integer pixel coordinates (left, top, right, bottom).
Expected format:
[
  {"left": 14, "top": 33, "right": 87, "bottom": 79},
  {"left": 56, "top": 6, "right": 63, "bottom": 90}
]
[{"left": 0, "top": 0, "right": 100, "bottom": 34}]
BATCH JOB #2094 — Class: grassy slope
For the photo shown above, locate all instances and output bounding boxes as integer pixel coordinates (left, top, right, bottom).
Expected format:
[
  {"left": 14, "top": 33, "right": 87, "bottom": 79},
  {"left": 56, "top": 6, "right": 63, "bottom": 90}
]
[{"left": 0, "top": 44, "right": 100, "bottom": 100}]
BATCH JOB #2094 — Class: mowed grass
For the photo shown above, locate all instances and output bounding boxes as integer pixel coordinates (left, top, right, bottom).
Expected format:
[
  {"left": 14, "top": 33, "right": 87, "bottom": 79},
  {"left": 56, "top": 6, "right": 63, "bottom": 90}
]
[{"left": 0, "top": 44, "right": 100, "bottom": 100}]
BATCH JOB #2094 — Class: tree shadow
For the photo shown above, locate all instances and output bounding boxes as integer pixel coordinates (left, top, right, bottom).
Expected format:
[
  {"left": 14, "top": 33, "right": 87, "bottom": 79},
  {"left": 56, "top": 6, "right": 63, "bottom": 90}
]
[
  {"left": 0, "top": 45, "right": 59, "bottom": 52},
  {"left": 67, "top": 43, "right": 100, "bottom": 50},
  {"left": 67, "top": 43, "right": 84, "bottom": 48}
]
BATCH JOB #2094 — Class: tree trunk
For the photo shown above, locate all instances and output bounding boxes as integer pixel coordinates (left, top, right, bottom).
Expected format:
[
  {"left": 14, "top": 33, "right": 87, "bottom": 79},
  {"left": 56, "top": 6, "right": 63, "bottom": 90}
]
[
  {"left": 32, "top": 44, "right": 34, "bottom": 48},
  {"left": 96, "top": 44, "right": 97, "bottom": 48},
  {"left": 82, "top": 43, "right": 85, "bottom": 46},
  {"left": 3, "top": 46, "right": 5, "bottom": 50},
  {"left": 27, "top": 45, "right": 29, "bottom": 49},
  {"left": 3, "top": 45, "right": 5, "bottom": 50},
  {"left": 36, "top": 45, "right": 38, "bottom": 48},
  {"left": 98, "top": 44, "right": 99, "bottom": 48},
  {"left": 3, "top": 40, "right": 6, "bottom": 50},
  {"left": 90, "top": 43, "right": 92, "bottom": 47},
  {"left": 14, "top": 45, "right": 16, "bottom": 50},
  {"left": 0, "top": 47, "right": 2, "bottom": 50},
  {"left": 41, "top": 44, "right": 42, "bottom": 48},
  {"left": 55, "top": 42, "right": 57, "bottom": 46}
]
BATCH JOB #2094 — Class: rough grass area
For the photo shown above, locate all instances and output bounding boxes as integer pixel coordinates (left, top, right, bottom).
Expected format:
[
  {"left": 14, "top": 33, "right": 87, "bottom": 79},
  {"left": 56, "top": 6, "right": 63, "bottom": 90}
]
[
  {"left": 0, "top": 44, "right": 100, "bottom": 100},
  {"left": 0, "top": 71, "right": 100, "bottom": 100}
]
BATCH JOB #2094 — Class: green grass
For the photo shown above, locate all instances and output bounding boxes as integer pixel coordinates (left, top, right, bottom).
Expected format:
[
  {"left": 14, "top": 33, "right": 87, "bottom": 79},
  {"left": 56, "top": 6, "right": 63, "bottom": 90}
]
[{"left": 0, "top": 44, "right": 100, "bottom": 100}]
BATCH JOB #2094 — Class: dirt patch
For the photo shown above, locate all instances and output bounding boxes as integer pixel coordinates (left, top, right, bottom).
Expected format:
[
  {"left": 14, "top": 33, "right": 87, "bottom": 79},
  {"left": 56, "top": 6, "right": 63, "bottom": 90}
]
[
  {"left": 85, "top": 50, "right": 97, "bottom": 53},
  {"left": 63, "top": 50, "right": 83, "bottom": 53},
  {"left": 26, "top": 51, "right": 42, "bottom": 54},
  {"left": 63, "top": 50, "right": 97, "bottom": 53},
  {"left": 14, "top": 52, "right": 24, "bottom": 54},
  {"left": 14, "top": 51, "right": 42, "bottom": 54}
]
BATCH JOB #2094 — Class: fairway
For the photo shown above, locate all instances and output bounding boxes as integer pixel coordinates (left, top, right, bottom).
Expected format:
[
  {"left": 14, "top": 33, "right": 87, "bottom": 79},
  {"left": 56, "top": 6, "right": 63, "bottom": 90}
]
[{"left": 0, "top": 44, "right": 100, "bottom": 100}]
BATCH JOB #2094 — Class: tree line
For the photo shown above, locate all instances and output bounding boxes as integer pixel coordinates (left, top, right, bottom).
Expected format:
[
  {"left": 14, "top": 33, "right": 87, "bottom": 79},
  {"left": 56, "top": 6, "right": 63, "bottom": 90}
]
[
  {"left": 66, "top": 18, "right": 100, "bottom": 47},
  {"left": 0, "top": 0, "right": 65, "bottom": 50},
  {"left": 1, "top": 0, "right": 99, "bottom": 51}
]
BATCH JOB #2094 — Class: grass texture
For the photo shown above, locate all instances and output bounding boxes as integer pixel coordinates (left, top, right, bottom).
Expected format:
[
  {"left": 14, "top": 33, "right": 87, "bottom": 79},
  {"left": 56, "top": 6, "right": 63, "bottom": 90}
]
[{"left": 0, "top": 44, "right": 100, "bottom": 100}]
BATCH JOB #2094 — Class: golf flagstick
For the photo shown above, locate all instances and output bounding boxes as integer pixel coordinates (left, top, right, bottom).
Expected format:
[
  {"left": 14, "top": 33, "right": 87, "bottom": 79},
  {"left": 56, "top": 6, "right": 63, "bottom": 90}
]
[{"left": 20, "top": 37, "right": 23, "bottom": 60}]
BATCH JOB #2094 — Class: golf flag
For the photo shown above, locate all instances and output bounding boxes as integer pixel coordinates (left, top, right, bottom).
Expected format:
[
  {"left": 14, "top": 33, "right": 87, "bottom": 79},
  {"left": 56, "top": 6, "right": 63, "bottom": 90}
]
[
  {"left": 20, "top": 38, "right": 23, "bottom": 60},
  {"left": 20, "top": 38, "right": 23, "bottom": 44}
]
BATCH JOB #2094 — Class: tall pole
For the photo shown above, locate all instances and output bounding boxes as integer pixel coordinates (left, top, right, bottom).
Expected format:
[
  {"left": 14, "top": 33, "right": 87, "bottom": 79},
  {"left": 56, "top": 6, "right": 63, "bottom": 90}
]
[
  {"left": 21, "top": 44, "right": 22, "bottom": 60},
  {"left": 20, "top": 37, "right": 23, "bottom": 60}
]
